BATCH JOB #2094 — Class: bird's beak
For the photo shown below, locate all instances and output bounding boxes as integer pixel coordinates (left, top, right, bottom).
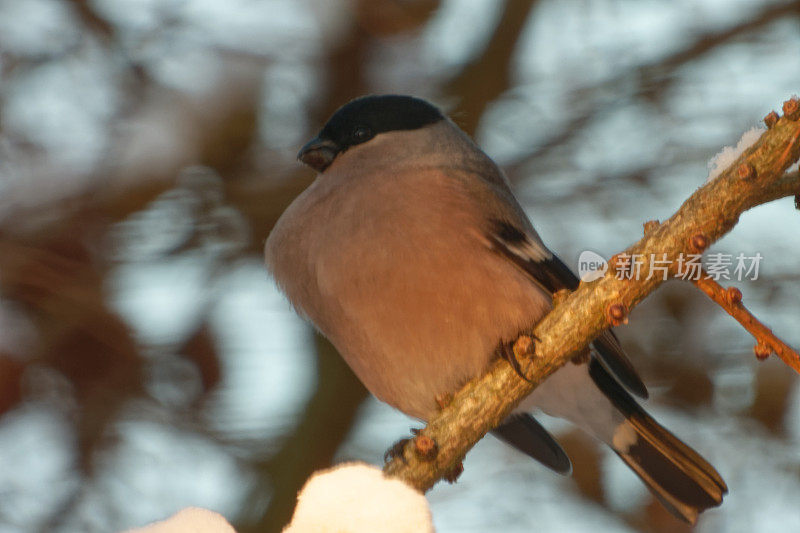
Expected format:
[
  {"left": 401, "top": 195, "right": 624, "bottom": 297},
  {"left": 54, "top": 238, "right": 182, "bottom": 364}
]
[{"left": 297, "top": 137, "right": 340, "bottom": 173}]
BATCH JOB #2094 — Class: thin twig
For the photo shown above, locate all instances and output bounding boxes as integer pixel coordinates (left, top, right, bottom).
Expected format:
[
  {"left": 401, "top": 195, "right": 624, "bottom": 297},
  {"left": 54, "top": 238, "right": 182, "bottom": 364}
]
[{"left": 690, "top": 269, "right": 800, "bottom": 373}]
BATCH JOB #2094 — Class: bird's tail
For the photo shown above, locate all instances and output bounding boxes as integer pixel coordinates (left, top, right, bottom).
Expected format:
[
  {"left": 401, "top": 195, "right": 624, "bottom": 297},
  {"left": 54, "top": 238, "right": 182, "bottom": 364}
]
[
  {"left": 611, "top": 409, "right": 727, "bottom": 523},
  {"left": 590, "top": 360, "right": 727, "bottom": 524}
]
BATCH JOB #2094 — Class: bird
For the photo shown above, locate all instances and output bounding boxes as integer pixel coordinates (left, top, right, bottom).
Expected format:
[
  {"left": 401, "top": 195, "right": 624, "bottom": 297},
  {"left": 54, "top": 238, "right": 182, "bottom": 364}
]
[{"left": 265, "top": 94, "right": 727, "bottom": 524}]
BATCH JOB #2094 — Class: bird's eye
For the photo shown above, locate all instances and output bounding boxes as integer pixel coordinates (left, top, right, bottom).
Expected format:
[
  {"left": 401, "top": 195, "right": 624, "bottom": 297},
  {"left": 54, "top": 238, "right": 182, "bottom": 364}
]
[{"left": 352, "top": 126, "right": 373, "bottom": 142}]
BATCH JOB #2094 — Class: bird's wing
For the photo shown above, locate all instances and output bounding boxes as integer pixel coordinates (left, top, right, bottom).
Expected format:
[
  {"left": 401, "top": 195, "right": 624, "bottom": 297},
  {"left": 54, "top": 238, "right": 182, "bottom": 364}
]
[
  {"left": 487, "top": 219, "right": 648, "bottom": 399},
  {"left": 492, "top": 413, "right": 571, "bottom": 474}
]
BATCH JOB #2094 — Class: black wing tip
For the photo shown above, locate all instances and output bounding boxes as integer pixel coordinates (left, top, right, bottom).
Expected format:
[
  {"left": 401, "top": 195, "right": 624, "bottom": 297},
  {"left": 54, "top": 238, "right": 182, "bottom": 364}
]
[
  {"left": 620, "top": 365, "right": 649, "bottom": 399},
  {"left": 593, "top": 331, "right": 649, "bottom": 399},
  {"left": 493, "top": 414, "right": 572, "bottom": 475}
]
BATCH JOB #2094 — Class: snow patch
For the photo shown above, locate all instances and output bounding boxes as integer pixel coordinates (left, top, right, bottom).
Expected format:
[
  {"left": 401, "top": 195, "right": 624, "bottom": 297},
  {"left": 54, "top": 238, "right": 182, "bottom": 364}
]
[
  {"left": 283, "top": 462, "right": 434, "bottom": 533},
  {"left": 707, "top": 126, "right": 765, "bottom": 181}
]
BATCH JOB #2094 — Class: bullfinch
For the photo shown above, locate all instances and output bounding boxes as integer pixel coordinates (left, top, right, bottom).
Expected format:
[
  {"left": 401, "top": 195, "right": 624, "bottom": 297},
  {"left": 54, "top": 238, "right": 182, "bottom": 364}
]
[{"left": 265, "top": 94, "right": 726, "bottom": 523}]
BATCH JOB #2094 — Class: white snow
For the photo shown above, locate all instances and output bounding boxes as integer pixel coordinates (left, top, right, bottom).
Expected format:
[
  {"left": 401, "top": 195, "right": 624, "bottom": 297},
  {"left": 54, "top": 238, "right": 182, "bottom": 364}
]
[
  {"left": 707, "top": 126, "right": 765, "bottom": 181},
  {"left": 283, "top": 462, "right": 434, "bottom": 533},
  {"left": 124, "top": 507, "right": 235, "bottom": 533}
]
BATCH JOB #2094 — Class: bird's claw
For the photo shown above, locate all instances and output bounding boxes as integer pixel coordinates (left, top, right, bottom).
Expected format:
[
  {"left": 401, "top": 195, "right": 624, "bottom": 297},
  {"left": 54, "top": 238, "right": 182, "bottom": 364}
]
[
  {"left": 384, "top": 438, "right": 411, "bottom": 463},
  {"left": 499, "top": 335, "right": 538, "bottom": 382}
]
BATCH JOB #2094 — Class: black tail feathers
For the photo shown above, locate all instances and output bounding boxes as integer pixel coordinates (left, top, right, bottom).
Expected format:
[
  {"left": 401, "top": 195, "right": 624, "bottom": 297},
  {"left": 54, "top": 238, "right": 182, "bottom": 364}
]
[
  {"left": 613, "top": 410, "right": 727, "bottom": 523},
  {"left": 590, "top": 359, "right": 727, "bottom": 524}
]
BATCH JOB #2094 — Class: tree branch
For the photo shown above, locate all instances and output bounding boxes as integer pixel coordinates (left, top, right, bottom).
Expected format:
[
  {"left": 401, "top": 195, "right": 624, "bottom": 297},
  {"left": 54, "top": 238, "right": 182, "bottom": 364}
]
[
  {"left": 384, "top": 100, "right": 800, "bottom": 492},
  {"left": 689, "top": 267, "right": 800, "bottom": 373},
  {"left": 446, "top": 0, "right": 540, "bottom": 136}
]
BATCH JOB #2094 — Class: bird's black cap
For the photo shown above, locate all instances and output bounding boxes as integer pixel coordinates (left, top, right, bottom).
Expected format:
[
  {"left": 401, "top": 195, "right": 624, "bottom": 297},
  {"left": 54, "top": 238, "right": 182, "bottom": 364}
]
[{"left": 298, "top": 95, "right": 445, "bottom": 172}]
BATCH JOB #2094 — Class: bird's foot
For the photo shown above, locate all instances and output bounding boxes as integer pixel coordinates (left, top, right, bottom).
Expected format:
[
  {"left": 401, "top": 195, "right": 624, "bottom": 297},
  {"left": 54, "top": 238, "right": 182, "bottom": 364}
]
[
  {"left": 570, "top": 346, "right": 592, "bottom": 365},
  {"left": 435, "top": 392, "right": 453, "bottom": 410},
  {"left": 383, "top": 429, "right": 421, "bottom": 464},
  {"left": 499, "top": 335, "right": 538, "bottom": 382},
  {"left": 443, "top": 461, "right": 464, "bottom": 483}
]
